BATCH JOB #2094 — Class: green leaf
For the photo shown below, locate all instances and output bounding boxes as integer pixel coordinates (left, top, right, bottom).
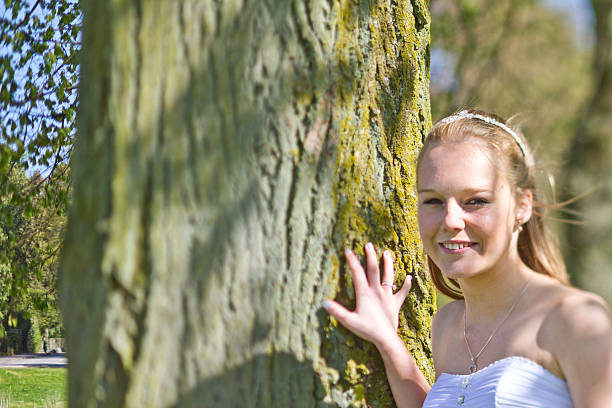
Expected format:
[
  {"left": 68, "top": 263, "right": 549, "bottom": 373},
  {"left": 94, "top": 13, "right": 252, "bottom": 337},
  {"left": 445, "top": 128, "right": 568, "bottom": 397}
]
[
  {"left": 43, "top": 27, "right": 54, "bottom": 42},
  {"left": 46, "top": 50, "right": 56, "bottom": 65}
]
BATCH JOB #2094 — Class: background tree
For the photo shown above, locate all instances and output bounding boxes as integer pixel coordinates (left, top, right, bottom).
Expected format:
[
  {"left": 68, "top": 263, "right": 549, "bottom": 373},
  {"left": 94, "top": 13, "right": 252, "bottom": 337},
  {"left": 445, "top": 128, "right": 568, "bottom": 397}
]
[
  {"left": 431, "top": 0, "right": 591, "bottom": 174},
  {"left": 60, "top": 1, "right": 434, "bottom": 407},
  {"left": 0, "top": 0, "right": 80, "bottom": 346},
  {"left": 0, "top": 167, "right": 65, "bottom": 352},
  {"left": 563, "top": 0, "right": 612, "bottom": 304},
  {"left": 0, "top": 0, "right": 79, "bottom": 207}
]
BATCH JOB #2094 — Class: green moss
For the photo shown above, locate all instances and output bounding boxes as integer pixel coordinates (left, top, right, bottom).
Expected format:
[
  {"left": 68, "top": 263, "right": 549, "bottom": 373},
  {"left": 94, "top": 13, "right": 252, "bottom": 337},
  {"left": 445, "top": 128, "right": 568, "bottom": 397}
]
[
  {"left": 345, "top": 359, "right": 371, "bottom": 383},
  {"left": 321, "top": 0, "right": 436, "bottom": 403},
  {"left": 353, "top": 384, "right": 366, "bottom": 402}
]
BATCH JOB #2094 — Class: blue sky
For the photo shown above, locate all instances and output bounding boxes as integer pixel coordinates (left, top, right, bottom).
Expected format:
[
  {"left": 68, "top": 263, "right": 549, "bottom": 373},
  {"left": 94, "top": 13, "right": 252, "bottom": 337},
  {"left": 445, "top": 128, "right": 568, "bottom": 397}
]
[{"left": 541, "top": 0, "right": 594, "bottom": 45}]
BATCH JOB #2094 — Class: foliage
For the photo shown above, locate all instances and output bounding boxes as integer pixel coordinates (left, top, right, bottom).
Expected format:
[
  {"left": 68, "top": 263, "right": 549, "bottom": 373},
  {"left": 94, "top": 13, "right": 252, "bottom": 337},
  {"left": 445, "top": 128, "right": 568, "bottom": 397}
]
[
  {"left": 30, "top": 290, "right": 62, "bottom": 339},
  {"left": 0, "top": 368, "right": 66, "bottom": 407},
  {"left": 0, "top": 0, "right": 80, "bottom": 184},
  {"left": 0, "top": 168, "right": 66, "bottom": 341},
  {"left": 27, "top": 314, "right": 41, "bottom": 353},
  {"left": 430, "top": 0, "right": 592, "bottom": 171},
  {"left": 0, "top": 0, "right": 79, "bottom": 339}
]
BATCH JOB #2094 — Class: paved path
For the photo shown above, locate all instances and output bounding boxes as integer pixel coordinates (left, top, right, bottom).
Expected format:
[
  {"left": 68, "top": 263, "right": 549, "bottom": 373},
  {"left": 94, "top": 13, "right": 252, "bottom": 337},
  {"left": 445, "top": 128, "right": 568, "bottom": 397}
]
[{"left": 0, "top": 353, "right": 67, "bottom": 368}]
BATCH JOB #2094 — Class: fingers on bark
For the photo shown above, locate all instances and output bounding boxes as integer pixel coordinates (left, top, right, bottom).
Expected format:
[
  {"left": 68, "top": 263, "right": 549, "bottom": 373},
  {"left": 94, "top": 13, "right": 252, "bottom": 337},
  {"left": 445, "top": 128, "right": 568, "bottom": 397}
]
[
  {"left": 382, "top": 250, "right": 395, "bottom": 289},
  {"left": 344, "top": 248, "right": 367, "bottom": 293},
  {"left": 323, "top": 300, "right": 354, "bottom": 327},
  {"left": 398, "top": 275, "right": 413, "bottom": 300},
  {"left": 364, "top": 242, "right": 381, "bottom": 286}
]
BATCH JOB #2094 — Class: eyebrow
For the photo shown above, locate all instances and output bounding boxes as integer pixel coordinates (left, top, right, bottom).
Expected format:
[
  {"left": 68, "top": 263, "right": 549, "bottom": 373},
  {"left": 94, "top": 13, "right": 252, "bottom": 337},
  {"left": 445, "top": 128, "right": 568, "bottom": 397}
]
[{"left": 417, "top": 188, "right": 494, "bottom": 194}]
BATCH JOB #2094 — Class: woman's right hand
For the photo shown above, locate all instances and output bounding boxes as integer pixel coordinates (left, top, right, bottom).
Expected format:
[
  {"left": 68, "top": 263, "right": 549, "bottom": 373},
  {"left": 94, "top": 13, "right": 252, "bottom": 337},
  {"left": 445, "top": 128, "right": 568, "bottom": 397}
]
[{"left": 324, "top": 242, "right": 412, "bottom": 349}]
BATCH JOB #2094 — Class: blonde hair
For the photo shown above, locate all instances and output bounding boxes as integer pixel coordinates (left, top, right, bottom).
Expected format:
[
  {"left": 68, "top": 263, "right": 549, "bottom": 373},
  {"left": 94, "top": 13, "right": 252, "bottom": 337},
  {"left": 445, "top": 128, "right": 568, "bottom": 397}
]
[{"left": 418, "top": 109, "right": 570, "bottom": 299}]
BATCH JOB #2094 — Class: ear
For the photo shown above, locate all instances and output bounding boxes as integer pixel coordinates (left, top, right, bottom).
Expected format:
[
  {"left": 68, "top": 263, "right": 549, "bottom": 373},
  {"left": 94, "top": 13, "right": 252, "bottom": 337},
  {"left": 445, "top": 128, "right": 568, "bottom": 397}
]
[{"left": 516, "top": 189, "right": 533, "bottom": 225}]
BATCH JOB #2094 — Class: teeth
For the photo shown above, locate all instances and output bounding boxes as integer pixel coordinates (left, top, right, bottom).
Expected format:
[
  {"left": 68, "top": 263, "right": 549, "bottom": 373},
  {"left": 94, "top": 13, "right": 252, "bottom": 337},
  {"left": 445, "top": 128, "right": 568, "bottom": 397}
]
[{"left": 444, "top": 242, "right": 470, "bottom": 250}]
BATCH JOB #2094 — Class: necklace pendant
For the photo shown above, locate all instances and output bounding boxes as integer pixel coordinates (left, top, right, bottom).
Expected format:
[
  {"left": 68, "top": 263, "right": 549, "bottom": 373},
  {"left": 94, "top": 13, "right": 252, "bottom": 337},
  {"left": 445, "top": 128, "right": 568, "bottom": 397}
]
[{"left": 469, "top": 361, "right": 478, "bottom": 374}]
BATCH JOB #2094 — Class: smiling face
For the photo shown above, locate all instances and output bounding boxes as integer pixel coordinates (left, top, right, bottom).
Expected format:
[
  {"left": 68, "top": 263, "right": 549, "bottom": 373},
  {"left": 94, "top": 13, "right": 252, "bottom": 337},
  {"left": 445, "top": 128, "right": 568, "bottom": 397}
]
[{"left": 417, "top": 141, "right": 527, "bottom": 281}]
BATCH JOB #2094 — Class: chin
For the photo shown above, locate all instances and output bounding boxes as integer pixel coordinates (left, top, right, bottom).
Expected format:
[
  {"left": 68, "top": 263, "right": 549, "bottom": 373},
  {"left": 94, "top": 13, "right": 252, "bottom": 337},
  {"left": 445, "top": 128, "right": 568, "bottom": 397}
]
[
  {"left": 441, "top": 269, "right": 473, "bottom": 281},
  {"left": 437, "top": 260, "right": 483, "bottom": 281}
]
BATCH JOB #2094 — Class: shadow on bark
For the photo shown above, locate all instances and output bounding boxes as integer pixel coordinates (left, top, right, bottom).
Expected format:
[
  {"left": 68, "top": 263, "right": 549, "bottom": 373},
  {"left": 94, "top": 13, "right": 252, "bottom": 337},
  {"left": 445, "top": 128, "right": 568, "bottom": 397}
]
[{"left": 174, "top": 352, "right": 333, "bottom": 408}]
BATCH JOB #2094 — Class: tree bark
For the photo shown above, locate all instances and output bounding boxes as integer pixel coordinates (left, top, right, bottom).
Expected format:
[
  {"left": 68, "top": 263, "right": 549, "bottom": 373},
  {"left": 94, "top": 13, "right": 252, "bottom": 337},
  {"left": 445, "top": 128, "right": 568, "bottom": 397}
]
[
  {"left": 564, "top": 0, "right": 612, "bottom": 304},
  {"left": 60, "top": 0, "right": 433, "bottom": 406}
]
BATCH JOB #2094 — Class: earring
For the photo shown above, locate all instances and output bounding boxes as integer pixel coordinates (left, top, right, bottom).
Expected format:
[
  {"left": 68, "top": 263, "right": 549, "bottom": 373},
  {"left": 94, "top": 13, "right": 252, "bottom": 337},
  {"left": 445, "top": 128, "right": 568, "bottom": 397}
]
[{"left": 515, "top": 219, "right": 523, "bottom": 232}]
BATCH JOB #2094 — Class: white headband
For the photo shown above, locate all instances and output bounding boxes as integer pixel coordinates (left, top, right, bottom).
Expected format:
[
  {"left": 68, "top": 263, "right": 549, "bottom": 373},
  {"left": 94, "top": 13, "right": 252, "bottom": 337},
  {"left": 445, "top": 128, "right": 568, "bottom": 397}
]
[{"left": 434, "top": 110, "right": 527, "bottom": 157}]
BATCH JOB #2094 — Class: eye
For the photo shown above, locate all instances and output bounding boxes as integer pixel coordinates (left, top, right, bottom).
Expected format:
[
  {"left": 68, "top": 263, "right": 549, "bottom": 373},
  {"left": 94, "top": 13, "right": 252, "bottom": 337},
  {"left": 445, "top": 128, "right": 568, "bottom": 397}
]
[
  {"left": 423, "top": 198, "right": 443, "bottom": 205},
  {"left": 466, "top": 197, "right": 489, "bottom": 206}
]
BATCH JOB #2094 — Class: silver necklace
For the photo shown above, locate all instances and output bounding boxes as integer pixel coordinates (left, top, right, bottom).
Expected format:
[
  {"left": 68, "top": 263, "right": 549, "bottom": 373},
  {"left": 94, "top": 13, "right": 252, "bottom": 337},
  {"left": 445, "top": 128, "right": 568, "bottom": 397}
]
[{"left": 463, "top": 273, "right": 534, "bottom": 374}]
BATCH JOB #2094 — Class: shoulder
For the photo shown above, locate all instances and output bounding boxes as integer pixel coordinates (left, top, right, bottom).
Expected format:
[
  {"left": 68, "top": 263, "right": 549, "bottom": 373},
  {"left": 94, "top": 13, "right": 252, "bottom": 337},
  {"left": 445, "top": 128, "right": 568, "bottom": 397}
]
[
  {"left": 542, "top": 287, "right": 611, "bottom": 346},
  {"left": 539, "top": 284, "right": 611, "bottom": 355},
  {"left": 541, "top": 285, "right": 612, "bottom": 406}
]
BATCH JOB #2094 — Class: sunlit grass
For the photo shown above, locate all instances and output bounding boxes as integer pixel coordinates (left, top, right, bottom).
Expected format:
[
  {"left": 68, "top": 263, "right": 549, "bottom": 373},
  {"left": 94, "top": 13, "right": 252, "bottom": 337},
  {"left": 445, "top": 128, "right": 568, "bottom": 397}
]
[{"left": 0, "top": 368, "right": 66, "bottom": 407}]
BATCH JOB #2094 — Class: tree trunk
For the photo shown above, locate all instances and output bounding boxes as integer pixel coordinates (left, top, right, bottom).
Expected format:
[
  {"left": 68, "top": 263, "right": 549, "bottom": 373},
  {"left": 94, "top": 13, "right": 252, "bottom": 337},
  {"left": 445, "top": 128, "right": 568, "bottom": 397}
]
[
  {"left": 60, "top": 1, "right": 433, "bottom": 406},
  {"left": 564, "top": 0, "right": 612, "bottom": 304}
]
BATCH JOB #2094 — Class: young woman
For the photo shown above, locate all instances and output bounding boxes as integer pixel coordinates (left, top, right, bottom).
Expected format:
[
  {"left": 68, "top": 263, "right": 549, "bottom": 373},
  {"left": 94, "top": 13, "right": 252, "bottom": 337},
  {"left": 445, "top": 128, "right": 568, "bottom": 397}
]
[{"left": 324, "top": 109, "right": 612, "bottom": 407}]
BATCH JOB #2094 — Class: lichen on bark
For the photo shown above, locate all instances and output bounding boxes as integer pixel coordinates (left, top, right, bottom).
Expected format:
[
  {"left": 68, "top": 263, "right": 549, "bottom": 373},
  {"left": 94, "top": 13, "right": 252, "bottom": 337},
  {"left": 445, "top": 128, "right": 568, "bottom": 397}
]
[{"left": 324, "top": 0, "right": 434, "bottom": 405}]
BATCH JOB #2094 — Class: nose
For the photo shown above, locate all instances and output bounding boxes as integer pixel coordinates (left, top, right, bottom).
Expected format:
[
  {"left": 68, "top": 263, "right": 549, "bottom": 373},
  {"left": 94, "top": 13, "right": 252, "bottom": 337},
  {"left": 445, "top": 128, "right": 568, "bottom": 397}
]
[{"left": 443, "top": 199, "right": 465, "bottom": 230}]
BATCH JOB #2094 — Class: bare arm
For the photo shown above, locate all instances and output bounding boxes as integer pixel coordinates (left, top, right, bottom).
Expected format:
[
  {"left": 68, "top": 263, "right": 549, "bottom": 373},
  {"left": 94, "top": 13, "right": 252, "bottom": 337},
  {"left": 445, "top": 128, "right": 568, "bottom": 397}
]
[
  {"left": 375, "top": 333, "right": 431, "bottom": 407},
  {"left": 323, "top": 243, "right": 431, "bottom": 407},
  {"left": 551, "top": 294, "right": 612, "bottom": 408}
]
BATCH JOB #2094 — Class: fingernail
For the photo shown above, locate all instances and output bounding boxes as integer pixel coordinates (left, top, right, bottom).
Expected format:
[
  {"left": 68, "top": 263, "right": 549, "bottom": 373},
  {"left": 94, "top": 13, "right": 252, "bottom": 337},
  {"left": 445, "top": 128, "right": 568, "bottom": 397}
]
[
  {"left": 366, "top": 242, "right": 374, "bottom": 251},
  {"left": 322, "top": 300, "right": 331, "bottom": 310},
  {"left": 384, "top": 250, "right": 391, "bottom": 257},
  {"left": 407, "top": 275, "right": 413, "bottom": 281},
  {"left": 345, "top": 248, "right": 352, "bottom": 256}
]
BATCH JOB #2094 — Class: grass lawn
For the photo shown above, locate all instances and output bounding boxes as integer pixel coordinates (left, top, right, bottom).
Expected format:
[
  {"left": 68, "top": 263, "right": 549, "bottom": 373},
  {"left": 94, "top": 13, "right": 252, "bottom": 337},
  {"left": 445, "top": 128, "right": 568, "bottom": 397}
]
[{"left": 0, "top": 368, "right": 66, "bottom": 407}]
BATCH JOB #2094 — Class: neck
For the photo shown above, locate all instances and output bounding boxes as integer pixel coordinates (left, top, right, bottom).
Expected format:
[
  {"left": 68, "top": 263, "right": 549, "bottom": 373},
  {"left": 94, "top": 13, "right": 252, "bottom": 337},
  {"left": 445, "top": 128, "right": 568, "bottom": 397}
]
[{"left": 460, "top": 251, "right": 533, "bottom": 325}]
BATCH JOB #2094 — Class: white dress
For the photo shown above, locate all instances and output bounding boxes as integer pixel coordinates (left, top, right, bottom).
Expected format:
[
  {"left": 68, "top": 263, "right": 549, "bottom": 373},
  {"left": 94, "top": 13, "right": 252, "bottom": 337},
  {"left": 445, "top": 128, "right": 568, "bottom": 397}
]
[{"left": 422, "top": 356, "right": 574, "bottom": 407}]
